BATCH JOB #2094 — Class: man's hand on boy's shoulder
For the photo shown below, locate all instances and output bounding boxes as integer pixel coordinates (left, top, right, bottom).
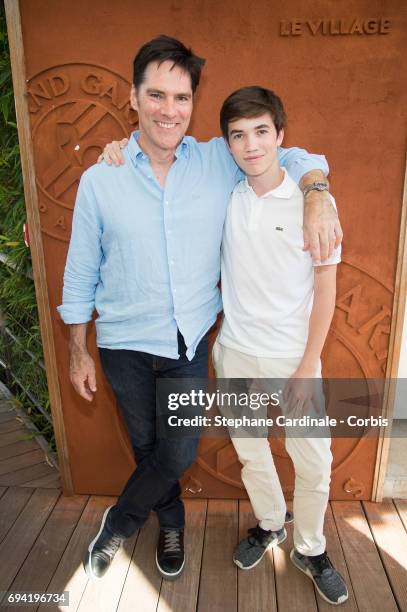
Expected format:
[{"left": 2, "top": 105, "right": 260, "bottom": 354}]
[
  {"left": 300, "top": 172, "right": 343, "bottom": 264},
  {"left": 97, "top": 138, "right": 129, "bottom": 166}
]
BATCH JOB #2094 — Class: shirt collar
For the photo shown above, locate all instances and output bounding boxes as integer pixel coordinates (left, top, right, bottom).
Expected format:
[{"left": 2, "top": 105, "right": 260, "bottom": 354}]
[
  {"left": 127, "top": 131, "right": 189, "bottom": 167},
  {"left": 237, "top": 168, "right": 298, "bottom": 199}
]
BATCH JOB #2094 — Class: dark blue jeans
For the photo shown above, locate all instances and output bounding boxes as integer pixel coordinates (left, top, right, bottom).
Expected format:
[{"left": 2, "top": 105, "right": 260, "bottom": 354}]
[{"left": 99, "top": 330, "right": 208, "bottom": 537}]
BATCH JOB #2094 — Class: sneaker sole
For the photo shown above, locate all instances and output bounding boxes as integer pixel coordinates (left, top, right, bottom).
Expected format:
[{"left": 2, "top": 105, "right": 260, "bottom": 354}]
[
  {"left": 155, "top": 550, "right": 185, "bottom": 581},
  {"left": 289, "top": 549, "right": 349, "bottom": 605},
  {"left": 233, "top": 528, "right": 287, "bottom": 570},
  {"left": 84, "top": 505, "right": 113, "bottom": 580}
]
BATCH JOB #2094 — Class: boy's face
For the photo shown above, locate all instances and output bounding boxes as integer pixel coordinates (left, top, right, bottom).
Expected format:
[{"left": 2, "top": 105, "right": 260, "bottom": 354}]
[{"left": 227, "top": 112, "right": 284, "bottom": 178}]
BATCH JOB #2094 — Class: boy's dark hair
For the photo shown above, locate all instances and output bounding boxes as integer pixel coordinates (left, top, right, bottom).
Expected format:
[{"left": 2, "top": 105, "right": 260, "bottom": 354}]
[
  {"left": 133, "top": 35, "right": 206, "bottom": 93},
  {"left": 220, "top": 86, "right": 287, "bottom": 141}
]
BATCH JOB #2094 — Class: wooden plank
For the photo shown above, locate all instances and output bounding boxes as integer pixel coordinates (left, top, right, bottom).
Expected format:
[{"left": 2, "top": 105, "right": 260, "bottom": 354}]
[
  {"left": 117, "top": 512, "right": 161, "bottom": 612},
  {"left": 0, "top": 486, "right": 6, "bottom": 499},
  {"left": 0, "top": 461, "right": 56, "bottom": 486},
  {"left": 38, "top": 496, "right": 116, "bottom": 612},
  {"left": 197, "top": 499, "right": 238, "bottom": 612},
  {"left": 0, "top": 487, "right": 34, "bottom": 544},
  {"left": 0, "top": 412, "right": 18, "bottom": 424},
  {"left": 0, "top": 419, "right": 25, "bottom": 434},
  {"left": 237, "top": 500, "right": 277, "bottom": 612},
  {"left": 20, "top": 472, "right": 61, "bottom": 489},
  {"left": 4, "top": 0, "right": 73, "bottom": 496},
  {"left": 332, "top": 501, "right": 398, "bottom": 611},
  {"left": 0, "top": 439, "right": 40, "bottom": 461},
  {"left": 0, "top": 401, "right": 15, "bottom": 413},
  {"left": 5, "top": 399, "right": 59, "bottom": 472},
  {"left": 157, "top": 499, "right": 207, "bottom": 612},
  {"left": 78, "top": 529, "right": 138, "bottom": 612},
  {"left": 317, "top": 504, "right": 358, "bottom": 612},
  {"left": 394, "top": 499, "right": 407, "bottom": 531},
  {"left": 273, "top": 505, "right": 318, "bottom": 612},
  {"left": 363, "top": 501, "right": 407, "bottom": 611},
  {"left": 0, "top": 449, "right": 47, "bottom": 476},
  {"left": 2, "top": 494, "right": 88, "bottom": 610},
  {"left": 0, "top": 427, "right": 32, "bottom": 447},
  {"left": 0, "top": 487, "right": 60, "bottom": 598}
]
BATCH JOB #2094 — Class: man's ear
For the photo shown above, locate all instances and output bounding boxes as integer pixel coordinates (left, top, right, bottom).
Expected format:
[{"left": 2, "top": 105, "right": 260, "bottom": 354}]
[
  {"left": 277, "top": 128, "right": 284, "bottom": 147},
  {"left": 130, "top": 85, "right": 138, "bottom": 112}
]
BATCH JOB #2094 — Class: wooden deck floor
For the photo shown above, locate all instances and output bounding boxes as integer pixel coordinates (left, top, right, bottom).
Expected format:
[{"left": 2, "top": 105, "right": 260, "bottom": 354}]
[{"left": 0, "top": 399, "right": 407, "bottom": 611}]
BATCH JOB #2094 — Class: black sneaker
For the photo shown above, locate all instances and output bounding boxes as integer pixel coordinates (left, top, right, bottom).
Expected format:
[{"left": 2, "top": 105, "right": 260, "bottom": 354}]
[
  {"left": 290, "top": 549, "right": 349, "bottom": 605},
  {"left": 156, "top": 529, "right": 185, "bottom": 580},
  {"left": 233, "top": 524, "right": 287, "bottom": 570},
  {"left": 84, "top": 506, "right": 124, "bottom": 579}
]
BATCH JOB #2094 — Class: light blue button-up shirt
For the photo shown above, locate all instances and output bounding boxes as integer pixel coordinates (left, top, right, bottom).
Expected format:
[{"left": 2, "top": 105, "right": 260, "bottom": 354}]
[{"left": 57, "top": 132, "right": 328, "bottom": 360}]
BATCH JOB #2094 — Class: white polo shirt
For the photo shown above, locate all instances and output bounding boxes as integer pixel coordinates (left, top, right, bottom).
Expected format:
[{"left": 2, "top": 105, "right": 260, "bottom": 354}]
[{"left": 218, "top": 168, "right": 341, "bottom": 358}]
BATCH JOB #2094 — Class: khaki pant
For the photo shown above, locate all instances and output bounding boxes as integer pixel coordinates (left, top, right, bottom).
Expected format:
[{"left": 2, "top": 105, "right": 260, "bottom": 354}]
[{"left": 212, "top": 339, "right": 332, "bottom": 556}]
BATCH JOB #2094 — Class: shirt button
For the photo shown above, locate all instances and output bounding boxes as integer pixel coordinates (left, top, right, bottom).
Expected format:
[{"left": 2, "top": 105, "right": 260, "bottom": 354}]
[
  {"left": 170, "top": 260, "right": 175, "bottom": 265},
  {"left": 165, "top": 200, "right": 169, "bottom": 205}
]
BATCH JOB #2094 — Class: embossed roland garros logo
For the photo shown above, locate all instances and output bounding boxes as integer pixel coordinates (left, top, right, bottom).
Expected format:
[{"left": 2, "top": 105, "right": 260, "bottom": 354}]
[
  {"left": 28, "top": 63, "right": 138, "bottom": 241},
  {"left": 194, "top": 260, "right": 393, "bottom": 495}
]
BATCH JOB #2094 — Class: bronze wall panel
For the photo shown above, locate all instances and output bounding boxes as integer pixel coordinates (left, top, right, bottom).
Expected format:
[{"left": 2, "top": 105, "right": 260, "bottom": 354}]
[{"left": 17, "top": 0, "right": 407, "bottom": 498}]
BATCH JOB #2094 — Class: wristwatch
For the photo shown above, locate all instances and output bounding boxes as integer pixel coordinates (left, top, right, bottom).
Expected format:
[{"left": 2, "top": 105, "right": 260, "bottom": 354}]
[{"left": 302, "top": 181, "right": 329, "bottom": 198}]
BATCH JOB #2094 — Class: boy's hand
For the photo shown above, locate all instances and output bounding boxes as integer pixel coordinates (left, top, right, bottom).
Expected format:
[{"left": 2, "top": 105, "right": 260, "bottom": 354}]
[
  {"left": 282, "top": 367, "right": 325, "bottom": 418},
  {"left": 97, "top": 138, "right": 129, "bottom": 166}
]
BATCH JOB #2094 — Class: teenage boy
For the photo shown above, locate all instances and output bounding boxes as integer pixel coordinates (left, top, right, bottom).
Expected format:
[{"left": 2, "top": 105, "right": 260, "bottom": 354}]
[
  {"left": 59, "top": 36, "right": 341, "bottom": 582},
  {"left": 212, "top": 86, "right": 348, "bottom": 605}
]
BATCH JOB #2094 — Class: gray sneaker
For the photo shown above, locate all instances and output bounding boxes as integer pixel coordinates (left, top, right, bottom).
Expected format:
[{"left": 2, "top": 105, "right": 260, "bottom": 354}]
[
  {"left": 290, "top": 549, "right": 349, "bottom": 605},
  {"left": 233, "top": 524, "right": 287, "bottom": 570}
]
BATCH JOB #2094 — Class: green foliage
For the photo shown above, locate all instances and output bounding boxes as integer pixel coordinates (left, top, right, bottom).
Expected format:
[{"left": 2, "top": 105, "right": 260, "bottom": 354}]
[{"left": 0, "top": 4, "right": 54, "bottom": 449}]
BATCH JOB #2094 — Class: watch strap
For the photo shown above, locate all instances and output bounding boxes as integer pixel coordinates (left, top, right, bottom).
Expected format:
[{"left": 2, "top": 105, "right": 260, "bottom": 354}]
[{"left": 303, "top": 181, "right": 329, "bottom": 198}]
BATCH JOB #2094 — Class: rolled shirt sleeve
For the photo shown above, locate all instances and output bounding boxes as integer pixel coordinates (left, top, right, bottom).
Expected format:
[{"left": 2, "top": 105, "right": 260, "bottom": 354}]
[
  {"left": 57, "top": 172, "right": 103, "bottom": 324},
  {"left": 277, "top": 146, "right": 329, "bottom": 184}
]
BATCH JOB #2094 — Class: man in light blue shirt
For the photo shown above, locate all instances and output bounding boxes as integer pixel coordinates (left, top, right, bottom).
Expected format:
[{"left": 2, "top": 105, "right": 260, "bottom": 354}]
[{"left": 58, "top": 35, "right": 342, "bottom": 582}]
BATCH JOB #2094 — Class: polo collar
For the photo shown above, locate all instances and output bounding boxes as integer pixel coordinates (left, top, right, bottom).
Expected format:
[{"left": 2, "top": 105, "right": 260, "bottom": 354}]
[
  {"left": 238, "top": 168, "right": 298, "bottom": 199},
  {"left": 127, "top": 131, "right": 189, "bottom": 167}
]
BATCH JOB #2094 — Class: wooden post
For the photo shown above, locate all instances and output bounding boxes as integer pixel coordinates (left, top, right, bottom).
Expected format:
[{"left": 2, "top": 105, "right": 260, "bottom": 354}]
[
  {"left": 4, "top": 0, "right": 73, "bottom": 494},
  {"left": 373, "top": 158, "right": 407, "bottom": 501}
]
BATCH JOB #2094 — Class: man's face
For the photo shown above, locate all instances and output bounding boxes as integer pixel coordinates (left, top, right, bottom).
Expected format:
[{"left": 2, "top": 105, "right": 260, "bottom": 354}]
[
  {"left": 130, "top": 60, "right": 194, "bottom": 153},
  {"left": 227, "top": 113, "right": 284, "bottom": 178}
]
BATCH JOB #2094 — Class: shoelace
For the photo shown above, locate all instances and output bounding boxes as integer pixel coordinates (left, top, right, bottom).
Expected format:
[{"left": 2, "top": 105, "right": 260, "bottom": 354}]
[
  {"left": 311, "top": 554, "right": 345, "bottom": 597},
  {"left": 311, "top": 553, "right": 334, "bottom": 576},
  {"left": 247, "top": 526, "right": 269, "bottom": 547},
  {"left": 163, "top": 530, "right": 181, "bottom": 553},
  {"left": 102, "top": 533, "right": 123, "bottom": 558}
]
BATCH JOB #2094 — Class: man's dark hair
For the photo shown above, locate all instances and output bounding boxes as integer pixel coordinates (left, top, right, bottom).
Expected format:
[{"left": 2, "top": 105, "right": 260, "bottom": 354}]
[
  {"left": 220, "top": 86, "right": 287, "bottom": 141},
  {"left": 133, "top": 35, "right": 206, "bottom": 93}
]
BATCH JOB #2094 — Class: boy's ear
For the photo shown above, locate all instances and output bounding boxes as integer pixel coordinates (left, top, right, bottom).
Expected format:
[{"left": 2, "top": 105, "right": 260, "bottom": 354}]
[{"left": 277, "top": 128, "right": 284, "bottom": 147}]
